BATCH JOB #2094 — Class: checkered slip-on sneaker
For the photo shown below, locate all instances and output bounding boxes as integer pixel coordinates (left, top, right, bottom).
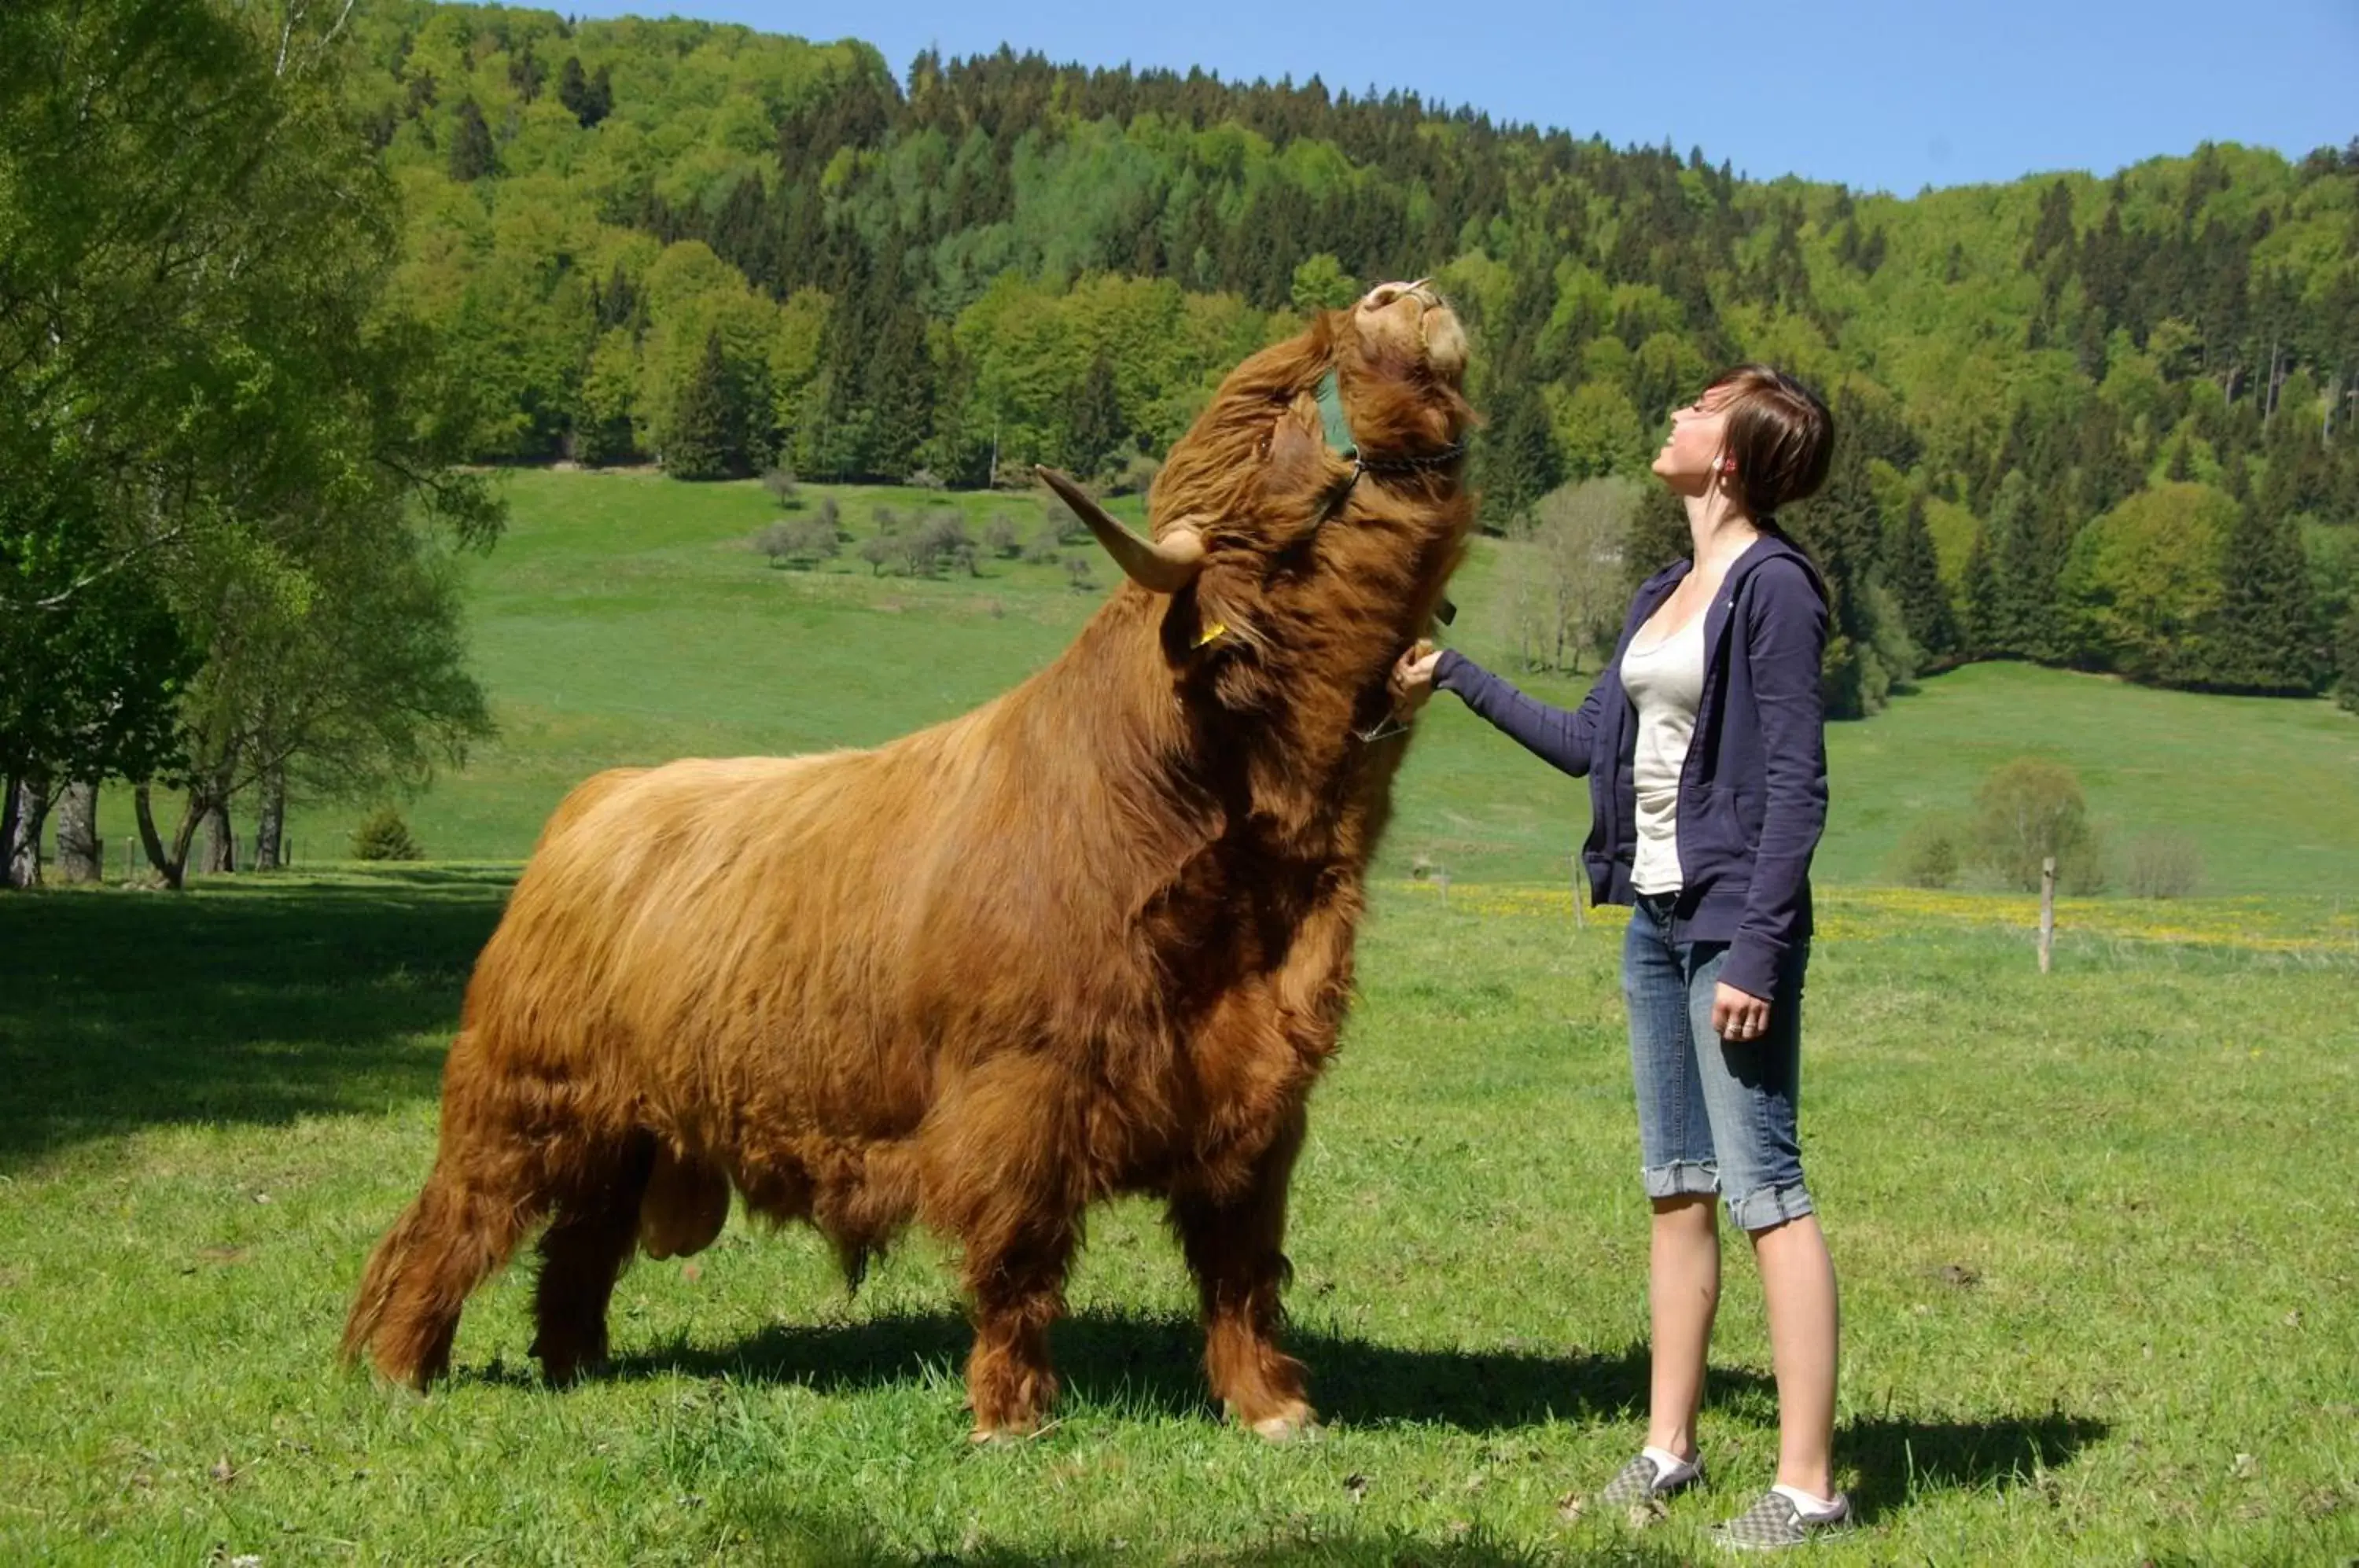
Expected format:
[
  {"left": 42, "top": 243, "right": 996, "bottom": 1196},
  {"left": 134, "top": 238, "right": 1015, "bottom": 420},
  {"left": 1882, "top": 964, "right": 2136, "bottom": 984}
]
[
  {"left": 1597, "top": 1452, "right": 1700, "bottom": 1507},
  {"left": 1710, "top": 1489, "right": 1853, "bottom": 1551}
]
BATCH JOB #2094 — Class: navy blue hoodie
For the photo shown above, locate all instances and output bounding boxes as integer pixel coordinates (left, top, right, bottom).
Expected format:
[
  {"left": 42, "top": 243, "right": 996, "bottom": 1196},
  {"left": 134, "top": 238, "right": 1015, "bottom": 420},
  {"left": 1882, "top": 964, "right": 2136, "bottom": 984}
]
[{"left": 1434, "top": 534, "right": 1829, "bottom": 1003}]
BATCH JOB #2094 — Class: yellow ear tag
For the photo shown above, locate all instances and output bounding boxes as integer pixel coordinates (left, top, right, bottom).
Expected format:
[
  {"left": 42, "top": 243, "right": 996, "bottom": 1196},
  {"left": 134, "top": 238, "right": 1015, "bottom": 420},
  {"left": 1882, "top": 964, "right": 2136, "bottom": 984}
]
[{"left": 1194, "top": 619, "right": 1227, "bottom": 648}]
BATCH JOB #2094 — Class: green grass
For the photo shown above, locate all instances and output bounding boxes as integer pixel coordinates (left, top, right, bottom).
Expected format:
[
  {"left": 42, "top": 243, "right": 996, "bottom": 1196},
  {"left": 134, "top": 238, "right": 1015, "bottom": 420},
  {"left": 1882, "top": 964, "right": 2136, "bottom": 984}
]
[
  {"left": 94, "top": 469, "right": 2359, "bottom": 896},
  {"left": 3, "top": 874, "right": 2355, "bottom": 1562},
  {"left": 28, "top": 470, "right": 2359, "bottom": 1560}
]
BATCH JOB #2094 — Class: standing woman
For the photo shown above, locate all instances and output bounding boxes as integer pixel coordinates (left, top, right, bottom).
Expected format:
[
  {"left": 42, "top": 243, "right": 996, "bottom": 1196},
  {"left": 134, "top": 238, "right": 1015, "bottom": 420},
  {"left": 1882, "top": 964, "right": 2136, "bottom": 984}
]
[{"left": 1391, "top": 367, "right": 1846, "bottom": 1549}]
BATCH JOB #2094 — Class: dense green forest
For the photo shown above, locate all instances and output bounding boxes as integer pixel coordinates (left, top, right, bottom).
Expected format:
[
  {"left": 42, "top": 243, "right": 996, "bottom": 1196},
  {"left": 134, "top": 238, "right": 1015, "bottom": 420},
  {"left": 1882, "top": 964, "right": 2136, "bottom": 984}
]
[
  {"left": 6, "top": 0, "right": 2355, "bottom": 887},
  {"left": 348, "top": 1, "right": 2359, "bottom": 709}
]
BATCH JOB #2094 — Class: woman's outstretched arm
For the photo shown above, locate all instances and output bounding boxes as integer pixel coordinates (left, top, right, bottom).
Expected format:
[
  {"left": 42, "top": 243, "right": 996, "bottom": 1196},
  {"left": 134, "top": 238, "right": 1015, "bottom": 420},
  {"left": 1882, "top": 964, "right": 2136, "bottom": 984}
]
[{"left": 1391, "top": 644, "right": 1608, "bottom": 778}]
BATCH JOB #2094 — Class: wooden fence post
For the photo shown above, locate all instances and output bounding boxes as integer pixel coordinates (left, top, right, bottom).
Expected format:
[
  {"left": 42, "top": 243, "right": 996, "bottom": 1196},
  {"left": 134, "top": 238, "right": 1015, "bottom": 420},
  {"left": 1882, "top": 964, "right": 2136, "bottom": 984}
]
[
  {"left": 1437, "top": 867, "right": 1450, "bottom": 911},
  {"left": 2038, "top": 856, "right": 2057, "bottom": 974},
  {"left": 1569, "top": 855, "right": 1584, "bottom": 930}
]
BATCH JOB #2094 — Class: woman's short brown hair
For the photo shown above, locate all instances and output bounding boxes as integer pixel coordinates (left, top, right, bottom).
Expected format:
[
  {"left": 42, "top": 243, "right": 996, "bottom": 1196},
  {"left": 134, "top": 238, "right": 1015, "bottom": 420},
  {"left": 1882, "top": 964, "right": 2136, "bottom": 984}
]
[{"left": 1709, "top": 365, "right": 1835, "bottom": 521}]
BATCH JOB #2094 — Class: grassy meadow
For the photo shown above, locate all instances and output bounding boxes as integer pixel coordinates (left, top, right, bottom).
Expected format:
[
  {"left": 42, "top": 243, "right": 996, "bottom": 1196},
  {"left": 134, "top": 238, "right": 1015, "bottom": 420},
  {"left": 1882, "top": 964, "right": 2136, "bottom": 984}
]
[{"left": 13, "top": 469, "right": 2357, "bottom": 1562}]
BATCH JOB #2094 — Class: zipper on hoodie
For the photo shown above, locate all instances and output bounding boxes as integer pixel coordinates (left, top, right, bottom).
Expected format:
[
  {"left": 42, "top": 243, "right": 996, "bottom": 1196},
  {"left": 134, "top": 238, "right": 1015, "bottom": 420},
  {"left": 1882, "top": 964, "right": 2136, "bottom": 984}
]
[
  {"left": 1600, "top": 565, "right": 1689, "bottom": 894},
  {"left": 1669, "top": 559, "right": 1750, "bottom": 895}
]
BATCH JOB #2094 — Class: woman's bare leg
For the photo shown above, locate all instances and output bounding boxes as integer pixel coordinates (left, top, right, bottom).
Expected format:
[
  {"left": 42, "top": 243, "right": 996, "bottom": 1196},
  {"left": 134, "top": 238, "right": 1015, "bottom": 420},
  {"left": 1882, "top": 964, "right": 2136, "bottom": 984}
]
[
  {"left": 1643, "top": 1193, "right": 1720, "bottom": 1460},
  {"left": 1752, "top": 1212, "right": 1838, "bottom": 1498}
]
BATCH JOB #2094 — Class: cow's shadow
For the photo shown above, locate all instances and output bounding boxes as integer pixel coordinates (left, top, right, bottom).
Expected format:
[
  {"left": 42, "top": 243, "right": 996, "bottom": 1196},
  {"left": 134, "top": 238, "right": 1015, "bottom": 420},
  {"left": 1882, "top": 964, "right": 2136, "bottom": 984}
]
[
  {"left": 589, "top": 1308, "right": 1681, "bottom": 1430},
  {"left": 584, "top": 1309, "right": 2107, "bottom": 1506}
]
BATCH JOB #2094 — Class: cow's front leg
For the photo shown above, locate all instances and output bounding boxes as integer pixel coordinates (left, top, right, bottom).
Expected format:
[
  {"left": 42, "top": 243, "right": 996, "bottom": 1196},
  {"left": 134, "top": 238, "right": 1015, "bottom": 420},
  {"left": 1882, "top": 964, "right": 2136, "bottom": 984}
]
[
  {"left": 959, "top": 1209, "right": 1078, "bottom": 1440},
  {"left": 929, "top": 1058, "right": 1084, "bottom": 1441},
  {"left": 1170, "top": 1102, "right": 1316, "bottom": 1439}
]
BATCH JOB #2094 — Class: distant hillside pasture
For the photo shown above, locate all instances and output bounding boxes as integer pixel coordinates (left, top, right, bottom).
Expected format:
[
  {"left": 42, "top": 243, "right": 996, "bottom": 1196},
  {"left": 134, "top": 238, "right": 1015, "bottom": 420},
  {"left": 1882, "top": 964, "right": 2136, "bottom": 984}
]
[{"left": 98, "top": 471, "right": 2356, "bottom": 899}]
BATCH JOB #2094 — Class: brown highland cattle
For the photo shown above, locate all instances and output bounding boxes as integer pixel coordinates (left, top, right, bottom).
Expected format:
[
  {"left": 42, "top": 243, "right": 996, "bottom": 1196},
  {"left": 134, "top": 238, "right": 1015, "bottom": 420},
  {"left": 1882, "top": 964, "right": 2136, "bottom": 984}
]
[{"left": 343, "top": 280, "right": 1476, "bottom": 1439}]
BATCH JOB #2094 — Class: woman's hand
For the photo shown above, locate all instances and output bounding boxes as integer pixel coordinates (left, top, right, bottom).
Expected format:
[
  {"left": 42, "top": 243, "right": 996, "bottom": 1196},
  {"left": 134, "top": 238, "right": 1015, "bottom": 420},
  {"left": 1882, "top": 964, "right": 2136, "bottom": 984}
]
[
  {"left": 1713, "top": 981, "right": 1770, "bottom": 1042},
  {"left": 1388, "top": 639, "right": 1443, "bottom": 718}
]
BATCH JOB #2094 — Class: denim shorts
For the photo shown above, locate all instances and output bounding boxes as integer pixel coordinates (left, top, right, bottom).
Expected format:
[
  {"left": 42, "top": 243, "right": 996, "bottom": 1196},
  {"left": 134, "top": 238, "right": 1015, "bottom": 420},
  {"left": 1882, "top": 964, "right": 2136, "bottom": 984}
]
[{"left": 1622, "top": 891, "right": 1814, "bottom": 1231}]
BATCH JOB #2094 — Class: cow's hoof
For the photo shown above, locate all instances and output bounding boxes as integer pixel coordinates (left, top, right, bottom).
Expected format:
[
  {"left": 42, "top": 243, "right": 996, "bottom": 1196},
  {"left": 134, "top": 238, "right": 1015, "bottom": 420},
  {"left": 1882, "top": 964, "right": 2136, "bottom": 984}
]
[
  {"left": 968, "top": 1422, "right": 1040, "bottom": 1446},
  {"left": 1251, "top": 1404, "right": 1321, "bottom": 1443}
]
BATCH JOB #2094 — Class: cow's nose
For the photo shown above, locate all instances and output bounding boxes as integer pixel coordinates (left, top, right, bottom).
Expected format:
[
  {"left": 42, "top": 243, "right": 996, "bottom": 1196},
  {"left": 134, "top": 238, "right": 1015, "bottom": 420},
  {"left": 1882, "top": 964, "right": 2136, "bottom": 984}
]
[{"left": 1364, "top": 278, "right": 1439, "bottom": 313}]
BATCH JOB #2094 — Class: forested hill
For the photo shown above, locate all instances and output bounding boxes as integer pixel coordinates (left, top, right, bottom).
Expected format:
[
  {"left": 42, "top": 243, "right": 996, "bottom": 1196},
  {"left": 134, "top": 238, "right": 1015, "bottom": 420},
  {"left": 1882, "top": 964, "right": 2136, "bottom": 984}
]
[{"left": 351, "top": 2, "right": 2359, "bottom": 708}]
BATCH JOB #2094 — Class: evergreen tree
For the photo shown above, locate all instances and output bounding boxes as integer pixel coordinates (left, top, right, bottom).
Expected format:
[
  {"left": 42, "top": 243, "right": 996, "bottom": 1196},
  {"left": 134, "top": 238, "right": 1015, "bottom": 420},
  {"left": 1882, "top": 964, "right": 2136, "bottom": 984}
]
[
  {"left": 551, "top": 58, "right": 614, "bottom": 128},
  {"left": 1065, "top": 354, "right": 1125, "bottom": 478},
  {"left": 2024, "top": 178, "right": 2076, "bottom": 267},
  {"left": 862, "top": 301, "right": 933, "bottom": 480},
  {"left": 1961, "top": 526, "right": 2003, "bottom": 657},
  {"left": 1788, "top": 444, "right": 1908, "bottom": 717},
  {"left": 1621, "top": 484, "right": 1690, "bottom": 598},
  {"left": 2021, "top": 488, "right": 2076, "bottom": 664},
  {"left": 448, "top": 98, "right": 496, "bottom": 182},
  {"left": 1479, "top": 385, "right": 1560, "bottom": 530},
  {"left": 665, "top": 330, "right": 746, "bottom": 480},
  {"left": 1981, "top": 471, "right": 2052, "bottom": 658},
  {"left": 1886, "top": 496, "right": 1960, "bottom": 665},
  {"left": 707, "top": 175, "right": 770, "bottom": 287},
  {"left": 507, "top": 44, "right": 545, "bottom": 103},
  {"left": 557, "top": 56, "right": 591, "bottom": 120},
  {"left": 592, "top": 261, "right": 641, "bottom": 331},
  {"left": 2206, "top": 502, "right": 2322, "bottom": 692},
  {"left": 2337, "top": 609, "right": 2359, "bottom": 714}
]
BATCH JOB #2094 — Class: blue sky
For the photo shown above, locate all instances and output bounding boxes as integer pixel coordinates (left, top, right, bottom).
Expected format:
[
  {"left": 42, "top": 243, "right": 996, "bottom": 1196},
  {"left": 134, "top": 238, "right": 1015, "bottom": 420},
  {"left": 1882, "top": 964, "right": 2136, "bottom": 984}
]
[{"left": 549, "top": 0, "right": 2354, "bottom": 194}]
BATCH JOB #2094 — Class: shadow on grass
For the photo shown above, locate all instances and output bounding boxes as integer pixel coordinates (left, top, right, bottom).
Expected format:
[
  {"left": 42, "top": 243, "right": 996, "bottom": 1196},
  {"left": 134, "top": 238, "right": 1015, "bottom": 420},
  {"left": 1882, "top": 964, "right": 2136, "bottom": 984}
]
[
  {"left": 1840, "top": 1409, "right": 2110, "bottom": 1521},
  {"left": 566, "top": 1307, "right": 1762, "bottom": 1434},
  {"left": 0, "top": 867, "right": 510, "bottom": 1166},
  {"left": 584, "top": 1310, "right": 2102, "bottom": 1515},
  {"left": 700, "top": 1495, "right": 1651, "bottom": 1566}
]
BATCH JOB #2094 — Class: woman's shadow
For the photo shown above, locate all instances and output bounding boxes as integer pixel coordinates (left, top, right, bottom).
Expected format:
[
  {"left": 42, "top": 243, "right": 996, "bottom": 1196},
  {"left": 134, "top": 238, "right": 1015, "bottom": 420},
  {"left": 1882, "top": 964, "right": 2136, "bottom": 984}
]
[{"left": 582, "top": 1307, "right": 2106, "bottom": 1512}]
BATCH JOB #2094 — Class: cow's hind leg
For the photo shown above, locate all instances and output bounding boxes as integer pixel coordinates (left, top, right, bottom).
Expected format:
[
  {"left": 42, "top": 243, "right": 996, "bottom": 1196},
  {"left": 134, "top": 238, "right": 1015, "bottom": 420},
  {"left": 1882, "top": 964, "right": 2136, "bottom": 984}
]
[
  {"left": 342, "top": 1106, "right": 547, "bottom": 1390},
  {"left": 528, "top": 1128, "right": 659, "bottom": 1385},
  {"left": 344, "top": 1165, "right": 538, "bottom": 1388},
  {"left": 1169, "top": 1104, "right": 1316, "bottom": 1439}
]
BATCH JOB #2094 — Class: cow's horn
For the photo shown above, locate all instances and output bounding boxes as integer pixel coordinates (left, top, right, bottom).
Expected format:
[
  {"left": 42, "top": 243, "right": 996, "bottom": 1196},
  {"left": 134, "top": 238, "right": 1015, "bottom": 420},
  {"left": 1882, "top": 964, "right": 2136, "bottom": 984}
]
[{"left": 1035, "top": 466, "right": 1205, "bottom": 593}]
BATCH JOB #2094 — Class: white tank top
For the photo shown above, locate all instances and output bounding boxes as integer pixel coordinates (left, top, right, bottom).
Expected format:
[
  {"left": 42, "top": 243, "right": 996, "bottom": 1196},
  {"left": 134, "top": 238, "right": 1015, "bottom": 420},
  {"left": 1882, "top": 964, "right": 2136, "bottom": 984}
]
[{"left": 1619, "top": 611, "right": 1707, "bottom": 896}]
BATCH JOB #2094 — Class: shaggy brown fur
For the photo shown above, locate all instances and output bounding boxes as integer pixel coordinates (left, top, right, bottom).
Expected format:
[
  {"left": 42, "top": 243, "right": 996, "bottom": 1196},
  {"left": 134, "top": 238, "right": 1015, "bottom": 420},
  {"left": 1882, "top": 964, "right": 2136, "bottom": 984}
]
[{"left": 342, "top": 283, "right": 1478, "bottom": 1438}]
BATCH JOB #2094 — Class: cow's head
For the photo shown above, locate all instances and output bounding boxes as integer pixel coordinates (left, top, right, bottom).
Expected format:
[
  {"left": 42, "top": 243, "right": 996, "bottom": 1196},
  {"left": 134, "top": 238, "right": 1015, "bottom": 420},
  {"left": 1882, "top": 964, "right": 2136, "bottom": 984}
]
[{"left": 1040, "top": 280, "right": 1476, "bottom": 698}]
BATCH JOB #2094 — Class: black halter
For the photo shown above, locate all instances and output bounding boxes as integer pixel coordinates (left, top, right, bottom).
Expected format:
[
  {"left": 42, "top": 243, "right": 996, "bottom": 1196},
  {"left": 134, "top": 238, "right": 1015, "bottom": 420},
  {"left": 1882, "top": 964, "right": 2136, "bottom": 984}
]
[
  {"left": 1315, "top": 369, "right": 1470, "bottom": 488},
  {"left": 1308, "top": 370, "right": 1461, "bottom": 745}
]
